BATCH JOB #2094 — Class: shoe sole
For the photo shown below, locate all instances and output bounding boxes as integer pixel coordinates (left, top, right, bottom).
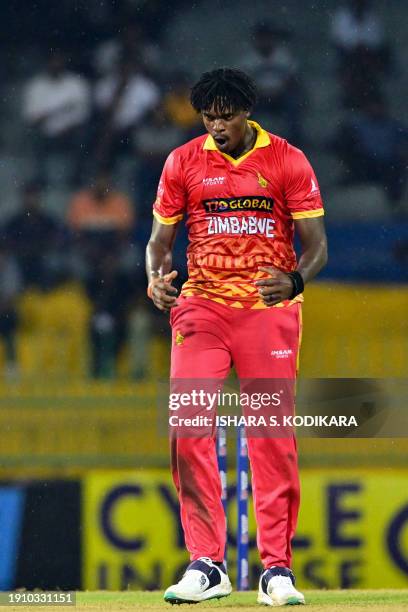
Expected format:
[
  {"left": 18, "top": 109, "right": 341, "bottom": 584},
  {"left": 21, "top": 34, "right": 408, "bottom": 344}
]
[
  {"left": 164, "top": 582, "right": 232, "bottom": 605},
  {"left": 164, "top": 591, "right": 231, "bottom": 605},
  {"left": 257, "top": 591, "right": 305, "bottom": 606}
]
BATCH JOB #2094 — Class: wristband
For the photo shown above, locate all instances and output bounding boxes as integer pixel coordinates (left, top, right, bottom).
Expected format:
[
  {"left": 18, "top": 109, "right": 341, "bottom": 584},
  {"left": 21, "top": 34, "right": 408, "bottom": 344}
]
[{"left": 287, "top": 271, "right": 304, "bottom": 299}]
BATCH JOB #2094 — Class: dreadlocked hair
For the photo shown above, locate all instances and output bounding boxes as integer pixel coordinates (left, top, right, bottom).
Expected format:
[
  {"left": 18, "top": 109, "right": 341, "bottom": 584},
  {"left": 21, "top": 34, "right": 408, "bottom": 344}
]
[{"left": 190, "top": 68, "right": 258, "bottom": 114}]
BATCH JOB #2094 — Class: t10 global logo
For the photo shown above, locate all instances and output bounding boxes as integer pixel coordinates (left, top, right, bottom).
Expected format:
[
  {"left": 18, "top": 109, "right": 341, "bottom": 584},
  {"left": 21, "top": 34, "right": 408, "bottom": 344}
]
[{"left": 203, "top": 197, "right": 274, "bottom": 214}]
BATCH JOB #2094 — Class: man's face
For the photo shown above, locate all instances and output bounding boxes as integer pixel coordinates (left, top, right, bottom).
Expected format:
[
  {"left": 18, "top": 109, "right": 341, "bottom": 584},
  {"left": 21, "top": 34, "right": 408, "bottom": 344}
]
[{"left": 202, "top": 107, "right": 249, "bottom": 154}]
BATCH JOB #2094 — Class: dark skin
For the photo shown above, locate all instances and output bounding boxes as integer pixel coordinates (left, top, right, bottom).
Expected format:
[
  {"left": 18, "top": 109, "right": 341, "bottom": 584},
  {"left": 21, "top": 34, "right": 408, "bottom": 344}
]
[
  {"left": 146, "top": 109, "right": 328, "bottom": 312},
  {"left": 255, "top": 216, "right": 327, "bottom": 306},
  {"left": 146, "top": 220, "right": 179, "bottom": 312},
  {"left": 201, "top": 108, "right": 256, "bottom": 156}
]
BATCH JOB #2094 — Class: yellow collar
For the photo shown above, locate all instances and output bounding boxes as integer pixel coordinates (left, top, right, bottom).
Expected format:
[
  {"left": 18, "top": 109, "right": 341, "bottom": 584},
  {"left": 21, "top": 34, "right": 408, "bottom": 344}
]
[{"left": 203, "top": 120, "right": 270, "bottom": 166}]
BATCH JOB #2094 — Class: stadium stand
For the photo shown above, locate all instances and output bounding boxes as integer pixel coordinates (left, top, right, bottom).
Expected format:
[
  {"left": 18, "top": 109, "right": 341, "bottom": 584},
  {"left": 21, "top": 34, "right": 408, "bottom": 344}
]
[{"left": 0, "top": 0, "right": 406, "bottom": 474}]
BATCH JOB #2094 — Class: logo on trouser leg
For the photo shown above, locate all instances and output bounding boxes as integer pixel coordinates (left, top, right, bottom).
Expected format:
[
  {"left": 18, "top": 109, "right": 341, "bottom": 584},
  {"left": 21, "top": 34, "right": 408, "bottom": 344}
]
[
  {"left": 175, "top": 331, "right": 185, "bottom": 346},
  {"left": 271, "top": 349, "right": 293, "bottom": 358}
]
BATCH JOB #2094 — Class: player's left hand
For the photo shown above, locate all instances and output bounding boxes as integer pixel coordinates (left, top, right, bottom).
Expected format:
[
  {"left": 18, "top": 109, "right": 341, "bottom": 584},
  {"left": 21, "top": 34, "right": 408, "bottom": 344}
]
[{"left": 255, "top": 266, "right": 294, "bottom": 307}]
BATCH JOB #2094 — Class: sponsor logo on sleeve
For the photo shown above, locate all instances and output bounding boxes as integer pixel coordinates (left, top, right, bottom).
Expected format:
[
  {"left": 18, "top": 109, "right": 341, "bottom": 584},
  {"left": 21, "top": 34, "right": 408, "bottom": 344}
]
[{"left": 310, "top": 179, "right": 320, "bottom": 195}]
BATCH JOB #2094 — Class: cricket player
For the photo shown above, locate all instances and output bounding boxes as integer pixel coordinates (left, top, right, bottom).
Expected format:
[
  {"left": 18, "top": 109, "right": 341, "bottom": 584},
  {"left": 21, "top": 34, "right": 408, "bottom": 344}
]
[{"left": 146, "top": 68, "right": 327, "bottom": 606}]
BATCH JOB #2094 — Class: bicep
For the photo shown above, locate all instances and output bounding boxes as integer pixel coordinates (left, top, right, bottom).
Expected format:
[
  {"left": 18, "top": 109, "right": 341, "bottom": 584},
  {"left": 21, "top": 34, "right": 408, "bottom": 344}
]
[
  {"left": 149, "top": 218, "right": 180, "bottom": 250},
  {"left": 294, "top": 217, "right": 327, "bottom": 250}
]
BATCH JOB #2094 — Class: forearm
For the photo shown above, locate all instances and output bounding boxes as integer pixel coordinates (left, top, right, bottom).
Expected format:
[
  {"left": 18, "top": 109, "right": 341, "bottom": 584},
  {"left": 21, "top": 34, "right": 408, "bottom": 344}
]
[
  {"left": 294, "top": 217, "right": 328, "bottom": 285},
  {"left": 145, "top": 238, "right": 173, "bottom": 284},
  {"left": 145, "top": 220, "right": 180, "bottom": 310},
  {"left": 296, "top": 239, "right": 328, "bottom": 284}
]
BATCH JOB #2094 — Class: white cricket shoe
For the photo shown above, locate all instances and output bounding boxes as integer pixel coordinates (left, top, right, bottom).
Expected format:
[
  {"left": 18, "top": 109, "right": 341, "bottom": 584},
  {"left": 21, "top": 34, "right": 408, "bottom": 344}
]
[
  {"left": 164, "top": 557, "right": 232, "bottom": 604},
  {"left": 257, "top": 566, "right": 305, "bottom": 606}
]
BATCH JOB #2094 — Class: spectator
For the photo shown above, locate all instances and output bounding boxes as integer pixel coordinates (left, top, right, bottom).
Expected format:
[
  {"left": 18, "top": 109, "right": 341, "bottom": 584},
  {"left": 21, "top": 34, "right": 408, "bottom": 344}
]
[
  {"left": 67, "top": 172, "right": 135, "bottom": 234},
  {"left": 331, "top": 0, "right": 387, "bottom": 57},
  {"left": 239, "top": 21, "right": 304, "bottom": 144},
  {"left": 67, "top": 173, "right": 141, "bottom": 378},
  {"left": 93, "top": 19, "right": 162, "bottom": 79},
  {"left": 134, "top": 104, "right": 186, "bottom": 215},
  {"left": 2, "top": 182, "right": 66, "bottom": 290},
  {"left": 22, "top": 50, "right": 91, "bottom": 185},
  {"left": 163, "top": 72, "right": 201, "bottom": 133},
  {"left": 0, "top": 246, "right": 22, "bottom": 379},
  {"left": 67, "top": 172, "right": 136, "bottom": 282},
  {"left": 93, "top": 55, "right": 160, "bottom": 170},
  {"left": 330, "top": 0, "right": 391, "bottom": 108},
  {"left": 85, "top": 252, "right": 135, "bottom": 379},
  {"left": 332, "top": 93, "right": 407, "bottom": 210}
]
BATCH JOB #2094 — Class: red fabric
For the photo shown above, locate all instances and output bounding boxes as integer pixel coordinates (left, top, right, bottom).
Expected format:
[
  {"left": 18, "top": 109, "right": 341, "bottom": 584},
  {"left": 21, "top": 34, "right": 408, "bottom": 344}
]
[
  {"left": 153, "top": 126, "right": 323, "bottom": 306},
  {"left": 169, "top": 296, "right": 301, "bottom": 568}
]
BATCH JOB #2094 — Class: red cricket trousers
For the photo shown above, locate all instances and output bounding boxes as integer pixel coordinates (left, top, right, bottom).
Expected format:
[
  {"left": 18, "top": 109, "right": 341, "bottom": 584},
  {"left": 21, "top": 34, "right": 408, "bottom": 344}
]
[{"left": 169, "top": 296, "right": 302, "bottom": 569}]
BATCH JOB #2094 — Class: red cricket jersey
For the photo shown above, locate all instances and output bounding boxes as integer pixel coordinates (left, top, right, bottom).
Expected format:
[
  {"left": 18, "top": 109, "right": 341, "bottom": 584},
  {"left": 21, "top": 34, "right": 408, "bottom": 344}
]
[{"left": 153, "top": 121, "right": 324, "bottom": 308}]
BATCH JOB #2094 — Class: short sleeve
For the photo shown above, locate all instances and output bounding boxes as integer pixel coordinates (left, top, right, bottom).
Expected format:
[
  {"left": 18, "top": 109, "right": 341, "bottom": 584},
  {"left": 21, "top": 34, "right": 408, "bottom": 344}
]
[
  {"left": 153, "top": 150, "right": 186, "bottom": 225},
  {"left": 284, "top": 145, "right": 324, "bottom": 219}
]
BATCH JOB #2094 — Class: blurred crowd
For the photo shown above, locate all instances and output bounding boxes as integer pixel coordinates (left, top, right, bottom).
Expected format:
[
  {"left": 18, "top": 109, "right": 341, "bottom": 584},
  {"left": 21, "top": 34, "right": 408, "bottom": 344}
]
[{"left": 0, "top": 0, "right": 406, "bottom": 379}]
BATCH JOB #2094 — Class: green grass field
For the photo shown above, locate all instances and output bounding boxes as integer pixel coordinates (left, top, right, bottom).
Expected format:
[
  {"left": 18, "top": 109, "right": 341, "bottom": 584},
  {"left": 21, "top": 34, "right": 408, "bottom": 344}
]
[
  {"left": 76, "top": 590, "right": 407, "bottom": 611},
  {"left": 7, "top": 591, "right": 408, "bottom": 611}
]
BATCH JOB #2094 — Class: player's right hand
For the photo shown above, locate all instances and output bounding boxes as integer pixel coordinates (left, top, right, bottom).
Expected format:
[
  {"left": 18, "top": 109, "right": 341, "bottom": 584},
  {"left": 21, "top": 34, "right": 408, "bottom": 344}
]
[{"left": 149, "top": 270, "right": 179, "bottom": 313}]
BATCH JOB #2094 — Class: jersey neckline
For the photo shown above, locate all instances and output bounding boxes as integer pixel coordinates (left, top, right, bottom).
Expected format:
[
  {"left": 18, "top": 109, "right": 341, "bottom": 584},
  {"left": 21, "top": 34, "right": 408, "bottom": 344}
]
[{"left": 202, "top": 120, "right": 270, "bottom": 166}]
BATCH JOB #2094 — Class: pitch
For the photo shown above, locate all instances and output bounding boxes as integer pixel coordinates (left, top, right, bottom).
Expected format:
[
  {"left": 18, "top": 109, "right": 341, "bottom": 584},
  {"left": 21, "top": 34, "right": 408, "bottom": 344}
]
[{"left": 7, "top": 590, "right": 406, "bottom": 611}]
